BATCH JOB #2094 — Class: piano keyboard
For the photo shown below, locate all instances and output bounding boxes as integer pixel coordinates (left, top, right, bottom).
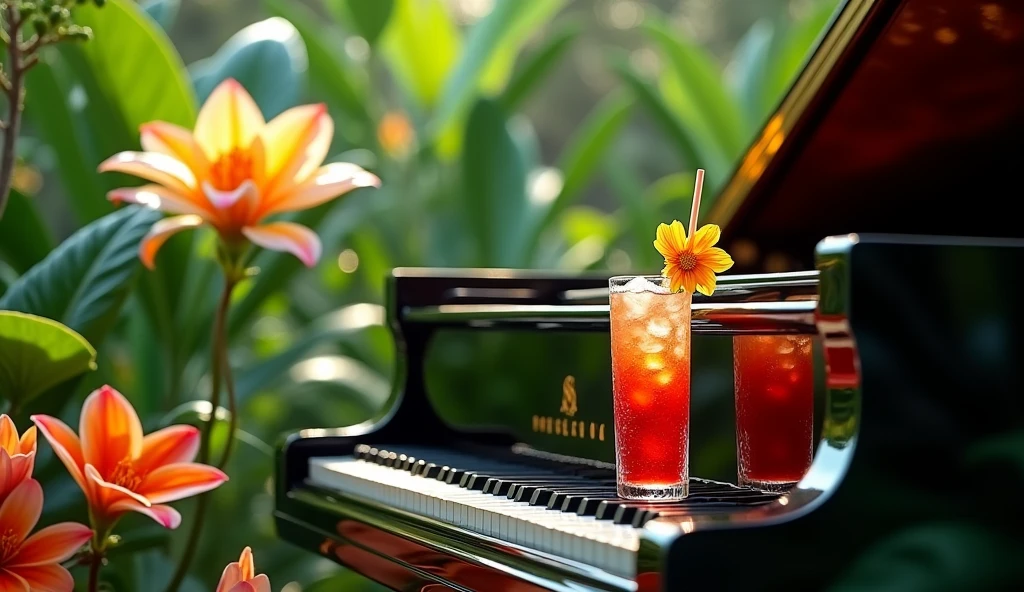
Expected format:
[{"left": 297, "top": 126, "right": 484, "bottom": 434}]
[{"left": 307, "top": 445, "right": 781, "bottom": 580}]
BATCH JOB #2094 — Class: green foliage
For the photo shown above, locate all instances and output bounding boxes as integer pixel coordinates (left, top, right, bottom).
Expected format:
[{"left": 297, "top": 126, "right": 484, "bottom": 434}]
[
  {"left": 141, "top": 0, "right": 181, "bottom": 31},
  {"left": 325, "top": 0, "right": 394, "bottom": 46},
  {"left": 190, "top": 17, "right": 307, "bottom": 118},
  {"left": 0, "top": 311, "right": 96, "bottom": 408},
  {"left": 0, "top": 190, "right": 53, "bottom": 276}
]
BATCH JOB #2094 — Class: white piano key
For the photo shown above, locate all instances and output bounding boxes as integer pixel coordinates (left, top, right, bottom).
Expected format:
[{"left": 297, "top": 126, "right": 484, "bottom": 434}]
[{"left": 308, "top": 456, "right": 639, "bottom": 579}]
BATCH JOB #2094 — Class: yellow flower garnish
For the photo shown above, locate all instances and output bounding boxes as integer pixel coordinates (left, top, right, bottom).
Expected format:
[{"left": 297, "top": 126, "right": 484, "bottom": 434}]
[{"left": 654, "top": 220, "right": 734, "bottom": 296}]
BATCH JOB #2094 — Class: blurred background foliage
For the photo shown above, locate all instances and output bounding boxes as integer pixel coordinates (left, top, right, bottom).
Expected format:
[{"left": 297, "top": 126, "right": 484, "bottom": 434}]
[{"left": 0, "top": 0, "right": 839, "bottom": 589}]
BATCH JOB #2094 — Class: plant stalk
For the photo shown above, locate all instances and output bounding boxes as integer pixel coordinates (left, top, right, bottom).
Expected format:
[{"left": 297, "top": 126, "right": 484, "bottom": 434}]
[
  {"left": 164, "top": 274, "right": 236, "bottom": 592},
  {"left": 0, "top": 3, "right": 26, "bottom": 220},
  {"left": 216, "top": 340, "right": 239, "bottom": 470},
  {"left": 86, "top": 516, "right": 111, "bottom": 592}
]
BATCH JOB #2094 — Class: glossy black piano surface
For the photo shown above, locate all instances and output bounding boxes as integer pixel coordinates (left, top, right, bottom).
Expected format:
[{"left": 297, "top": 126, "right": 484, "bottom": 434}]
[{"left": 274, "top": 0, "right": 1024, "bottom": 589}]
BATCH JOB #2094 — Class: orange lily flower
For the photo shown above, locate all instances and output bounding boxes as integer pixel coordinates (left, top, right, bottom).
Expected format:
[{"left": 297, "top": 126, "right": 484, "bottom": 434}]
[
  {"left": 654, "top": 220, "right": 734, "bottom": 296},
  {"left": 31, "top": 386, "right": 228, "bottom": 530},
  {"left": 0, "top": 415, "right": 36, "bottom": 502},
  {"left": 216, "top": 547, "right": 270, "bottom": 592},
  {"left": 99, "top": 78, "right": 381, "bottom": 269},
  {"left": 0, "top": 479, "right": 93, "bottom": 591}
]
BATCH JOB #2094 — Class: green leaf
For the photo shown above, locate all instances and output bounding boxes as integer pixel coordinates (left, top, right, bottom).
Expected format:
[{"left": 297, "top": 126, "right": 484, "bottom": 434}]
[
  {"left": 609, "top": 55, "right": 708, "bottom": 174},
  {"left": 0, "top": 312, "right": 96, "bottom": 407},
  {"left": 190, "top": 17, "right": 308, "bottom": 118},
  {"left": 764, "top": 0, "right": 839, "bottom": 110},
  {"left": 325, "top": 0, "right": 394, "bottom": 46},
  {"left": 500, "top": 22, "right": 580, "bottom": 112},
  {"left": 643, "top": 17, "right": 746, "bottom": 163},
  {"left": 262, "top": 0, "right": 373, "bottom": 146},
  {"left": 605, "top": 158, "right": 662, "bottom": 270},
  {"left": 73, "top": 0, "right": 196, "bottom": 134},
  {"left": 461, "top": 98, "right": 529, "bottom": 267},
  {"left": 141, "top": 0, "right": 181, "bottom": 31},
  {"left": 727, "top": 19, "right": 775, "bottom": 130},
  {"left": 431, "top": 0, "right": 565, "bottom": 140},
  {"left": 0, "top": 190, "right": 54, "bottom": 275},
  {"left": 0, "top": 205, "right": 161, "bottom": 347},
  {"left": 381, "top": 0, "right": 461, "bottom": 108}
]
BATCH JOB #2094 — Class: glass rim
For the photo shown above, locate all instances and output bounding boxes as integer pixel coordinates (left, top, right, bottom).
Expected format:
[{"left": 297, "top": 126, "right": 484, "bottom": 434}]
[
  {"left": 608, "top": 274, "right": 668, "bottom": 283},
  {"left": 608, "top": 275, "right": 680, "bottom": 295}
]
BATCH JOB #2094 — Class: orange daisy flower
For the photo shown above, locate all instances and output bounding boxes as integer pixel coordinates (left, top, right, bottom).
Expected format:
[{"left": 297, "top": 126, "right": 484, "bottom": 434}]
[{"left": 653, "top": 220, "right": 734, "bottom": 295}]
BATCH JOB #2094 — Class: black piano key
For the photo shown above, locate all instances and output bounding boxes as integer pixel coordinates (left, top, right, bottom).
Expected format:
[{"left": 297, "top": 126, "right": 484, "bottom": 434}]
[
  {"left": 595, "top": 500, "right": 623, "bottom": 520},
  {"left": 422, "top": 464, "right": 441, "bottom": 479},
  {"left": 553, "top": 489, "right": 611, "bottom": 511},
  {"left": 384, "top": 452, "right": 398, "bottom": 467},
  {"left": 437, "top": 466, "right": 450, "bottom": 481},
  {"left": 445, "top": 469, "right": 465, "bottom": 484},
  {"left": 577, "top": 496, "right": 619, "bottom": 516},
  {"left": 354, "top": 444, "right": 371, "bottom": 459},
  {"left": 411, "top": 460, "right": 427, "bottom": 476}
]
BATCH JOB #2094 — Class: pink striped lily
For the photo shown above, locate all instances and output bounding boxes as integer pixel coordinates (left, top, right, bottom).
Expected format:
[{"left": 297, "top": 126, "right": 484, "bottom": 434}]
[{"left": 99, "top": 78, "right": 380, "bottom": 269}]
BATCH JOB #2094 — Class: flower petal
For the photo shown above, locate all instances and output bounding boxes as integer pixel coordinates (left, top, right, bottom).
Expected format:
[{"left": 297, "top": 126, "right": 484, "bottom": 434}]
[
  {"left": 10, "top": 523, "right": 93, "bottom": 567},
  {"left": 9, "top": 452, "right": 35, "bottom": 489},
  {"left": 0, "top": 451, "right": 14, "bottom": 500},
  {"left": 202, "top": 179, "right": 257, "bottom": 210},
  {"left": 194, "top": 79, "right": 265, "bottom": 159},
  {"left": 84, "top": 464, "right": 150, "bottom": 508},
  {"left": 7, "top": 564, "right": 74, "bottom": 592},
  {"left": 216, "top": 563, "right": 243, "bottom": 592},
  {"left": 693, "top": 266, "right": 718, "bottom": 296},
  {"left": 238, "top": 547, "right": 256, "bottom": 580},
  {"left": 137, "top": 425, "right": 201, "bottom": 473},
  {"left": 261, "top": 163, "right": 380, "bottom": 217},
  {"left": 80, "top": 386, "right": 144, "bottom": 478},
  {"left": 17, "top": 426, "right": 35, "bottom": 456},
  {"left": 98, "top": 151, "right": 196, "bottom": 194},
  {"left": 0, "top": 570, "right": 29, "bottom": 592},
  {"left": 261, "top": 104, "right": 332, "bottom": 187},
  {"left": 249, "top": 574, "right": 272, "bottom": 592},
  {"left": 108, "top": 185, "right": 212, "bottom": 218},
  {"left": 698, "top": 247, "right": 735, "bottom": 273},
  {"left": 137, "top": 462, "right": 228, "bottom": 504},
  {"left": 140, "top": 121, "right": 210, "bottom": 177},
  {"left": 242, "top": 222, "right": 322, "bottom": 267},
  {"left": 690, "top": 224, "right": 721, "bottom": 253},
  {"left": 107, "top": 500, "right": 181, "bottom": 529},
  {"left": 29, "top": 416, "right": 87, "bottom": 495},
  {"left": 0, "top": 414, "right": 17, "bottom": 453},
  {"left": 227, "top": 583, "right": 258, "bottom": 592},
  {"left": 0, "top": 479, "right": 43, "bottom": 544},
  {"left": 139, "top": 215, "right": 206, "bottom": 270}
]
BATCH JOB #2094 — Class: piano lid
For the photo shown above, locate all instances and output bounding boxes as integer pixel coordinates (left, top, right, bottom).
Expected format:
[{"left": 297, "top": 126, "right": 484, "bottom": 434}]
[{"left": 710, "top": 0, "right": 1024, "bottom": 271}]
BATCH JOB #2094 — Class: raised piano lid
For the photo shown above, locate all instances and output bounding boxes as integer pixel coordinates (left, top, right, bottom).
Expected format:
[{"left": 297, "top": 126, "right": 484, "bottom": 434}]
[{"left": 710, "top": 0, "right": 1024, "bottom": 272}]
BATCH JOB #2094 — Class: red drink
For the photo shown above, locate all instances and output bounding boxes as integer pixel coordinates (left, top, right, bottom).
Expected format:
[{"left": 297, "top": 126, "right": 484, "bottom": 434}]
[
  {"left": 609, "top": 276, "right": 691, "bottom": 500},
  {"left": 733, "top": 335, "right": 814, "bottom": 490}
]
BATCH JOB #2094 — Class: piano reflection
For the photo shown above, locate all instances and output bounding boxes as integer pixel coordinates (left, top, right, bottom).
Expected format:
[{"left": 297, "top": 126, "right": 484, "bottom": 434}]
[{"left": 274, "top": 0, "right": 1024, "bottom": 590}]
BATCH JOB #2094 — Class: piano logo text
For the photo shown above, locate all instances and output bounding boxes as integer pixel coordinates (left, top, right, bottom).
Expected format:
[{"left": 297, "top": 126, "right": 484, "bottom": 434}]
[
  {"left": 533, "top": 375, "right": 605, "bottom": 440},
  {"left": 560, "top": 375, "right": 578, "bottom": 417}
]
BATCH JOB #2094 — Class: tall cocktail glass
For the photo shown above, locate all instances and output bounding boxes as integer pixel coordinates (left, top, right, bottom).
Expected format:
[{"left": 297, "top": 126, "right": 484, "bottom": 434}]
[
  {"left": 733, "top": 335, "right": 814, "bottom": 491},
  {"left": 609, "top": 276, "right": 691, "bottom": 500}
]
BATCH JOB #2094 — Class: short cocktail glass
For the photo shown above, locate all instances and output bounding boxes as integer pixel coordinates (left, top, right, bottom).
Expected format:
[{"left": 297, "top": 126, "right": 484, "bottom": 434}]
[
  {"left": 733, "top": 334, "right": 814, "bottom": 491},
  {"left": 609, "top": 276, "right": 691, "bottom": 500}
]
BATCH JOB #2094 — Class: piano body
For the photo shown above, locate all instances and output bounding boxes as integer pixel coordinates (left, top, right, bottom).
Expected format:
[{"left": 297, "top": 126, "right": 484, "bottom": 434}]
[{"left": 275, "top": 0, "right": 1024, "bottom": 589}]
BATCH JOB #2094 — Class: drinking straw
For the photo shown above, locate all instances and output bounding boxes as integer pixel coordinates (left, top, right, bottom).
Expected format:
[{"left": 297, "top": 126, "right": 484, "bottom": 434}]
[{"left": 688, "top": 168, "right": 704, "bottom": 240}]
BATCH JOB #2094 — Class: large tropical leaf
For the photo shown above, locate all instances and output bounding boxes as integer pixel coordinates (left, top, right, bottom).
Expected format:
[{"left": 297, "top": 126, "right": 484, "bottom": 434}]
[
  {"left": 461, "top": 99, "right": 529, "bottom": 267},
  {"left": 500, "top": 22, "right": 580, "bottom": 112},
  {"left": 380, "top": 0, "right": 461, "bottom": 109},
  {"left": 140, "top": 0, "right": 181, "bottom": 32},
  {"left": 0, "top": 190, "right": 53, "bottom": 275},
  {"left": 727, "top": 19, "right": 775, "bottom": 131},
  {"left": 0, "top": 312, "right": 96, "bottom": 409},
  {"left": 431, "top": 0, "right": 566, "bottom": 140},
  {"left": 763, "top": 0, "right": 840, "bottom": 108},
  {"left": 0, "top": 205, "right": 160, "bottom": 346},
  {"left": 190, "top": 17, "right": 308, "bottom": 118}
]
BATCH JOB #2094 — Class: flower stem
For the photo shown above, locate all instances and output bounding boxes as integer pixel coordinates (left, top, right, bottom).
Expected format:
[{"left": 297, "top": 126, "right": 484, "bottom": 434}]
[
  {"left": 0, "top": 4, "right": 26, "bottom": 220},
  {"left": 164, "top": 274, "right": 236, "bottom": 592},
  {"left": 216, "top": 339, "right": 239, "bottom": 470},
  {"left": 87, "top": 521, "right": 111, "bottom": 592}
]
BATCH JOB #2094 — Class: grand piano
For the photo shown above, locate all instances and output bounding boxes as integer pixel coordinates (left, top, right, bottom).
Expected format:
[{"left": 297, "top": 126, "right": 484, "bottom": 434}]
[{"left": 275, "top": 0, "right": 1024, "bottom": 589}]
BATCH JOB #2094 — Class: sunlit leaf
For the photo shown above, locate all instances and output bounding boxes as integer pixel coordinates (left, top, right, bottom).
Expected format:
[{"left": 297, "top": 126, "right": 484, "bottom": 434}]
[
  {"left": 644, "top": 18, "right": 744, "bottom": 173},
  {"left": 501, "top": 22, "right": 580, "bottom": 112},
  {"left": 0, "top": 311, "right": 96, "bottom": 407},
  {"left": 380, "top": 0, "right": 461, "bottom": 108},
  {"left": 0, "top": 190, "right": 53, "bottom": 275},
  {"left": 727, "top": 19, "right": 775, "bottom": 131},
  {"left": 763, "top": 0, "right": 840, "bottom": 109},
  {"left": 431, "top": 0, "right": 566, "bottom": 142},
  {"left": 190, "top": 17, "right": 308, "bottom": 118},
  {"left": 461, "top": 98, "right": 529, "bottom": 266},
  {"left": 325, "top": 0, "right": 394, "bottom": 46}
]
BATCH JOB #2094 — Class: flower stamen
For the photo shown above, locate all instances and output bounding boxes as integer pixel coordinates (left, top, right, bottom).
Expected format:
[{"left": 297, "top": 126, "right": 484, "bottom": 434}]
[
  {"left": 678, "top": 252, "right": 698, "bottom": 271},
  {"left": 209, "top": 147, "right": 253, "bottom": 192},
  {"left": 110, "top": 458, "right": 143, "bottom": 491},
  {"left": 0, "top": 529, "right": 18, "bottom": 562}
]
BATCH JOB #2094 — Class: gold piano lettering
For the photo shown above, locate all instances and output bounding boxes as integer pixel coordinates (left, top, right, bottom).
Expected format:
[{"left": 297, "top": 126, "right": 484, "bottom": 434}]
[
  {"left": 570, "top": 421, "right": 577, "bottom": 437},
  {"left": 560, "top": 375, "right": 577, "bottom": 417},
  {"left": 546, "top": 417, "right": 553, "bottom": 434},
  {"left": 590, "top": 422, "right": 595, "bottom": 439},
  {"left": 528, "top": 375, "right": 607, "bottom": 440},
  {"left": 599, "top": 424, "right": 605, "bottom": 441},
  {"left": 555, "top": 419, "right": 562, "bottom": 435}
]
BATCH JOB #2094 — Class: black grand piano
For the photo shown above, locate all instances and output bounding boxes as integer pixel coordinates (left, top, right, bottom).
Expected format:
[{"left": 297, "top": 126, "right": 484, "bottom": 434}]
[{"left": 275, "top": 0, "right": 1024, "bottom": 589}]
